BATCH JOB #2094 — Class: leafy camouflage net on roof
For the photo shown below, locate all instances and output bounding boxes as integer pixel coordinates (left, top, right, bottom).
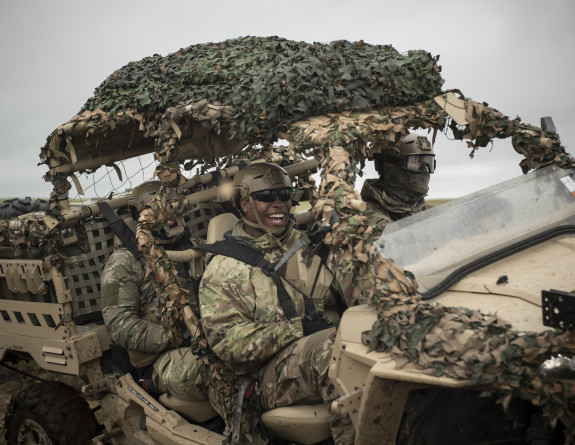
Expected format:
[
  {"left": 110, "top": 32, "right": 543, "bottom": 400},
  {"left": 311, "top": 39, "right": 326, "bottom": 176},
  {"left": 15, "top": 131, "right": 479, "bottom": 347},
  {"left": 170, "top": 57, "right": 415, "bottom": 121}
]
[{"left": 81, "top": 36, "right": 443, "bottom": 144}]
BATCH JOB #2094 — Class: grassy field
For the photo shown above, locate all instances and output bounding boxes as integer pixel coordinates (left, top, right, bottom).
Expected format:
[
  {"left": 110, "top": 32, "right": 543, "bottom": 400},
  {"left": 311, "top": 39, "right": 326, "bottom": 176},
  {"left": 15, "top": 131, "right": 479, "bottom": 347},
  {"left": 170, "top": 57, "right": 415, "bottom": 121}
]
[
  {"left": 294, "top": 198, "right": 451, "bottom": 212},
  {"left": 427, "top": 198, "right": 451, "bottom": 206}
]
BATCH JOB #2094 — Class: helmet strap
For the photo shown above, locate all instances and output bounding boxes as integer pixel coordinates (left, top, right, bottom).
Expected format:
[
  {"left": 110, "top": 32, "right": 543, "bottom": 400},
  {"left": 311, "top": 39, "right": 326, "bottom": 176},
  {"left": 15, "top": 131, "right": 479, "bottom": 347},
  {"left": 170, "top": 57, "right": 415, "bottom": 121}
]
[{"left": 241, "top": 196, "right": 286, "bottom": 235}]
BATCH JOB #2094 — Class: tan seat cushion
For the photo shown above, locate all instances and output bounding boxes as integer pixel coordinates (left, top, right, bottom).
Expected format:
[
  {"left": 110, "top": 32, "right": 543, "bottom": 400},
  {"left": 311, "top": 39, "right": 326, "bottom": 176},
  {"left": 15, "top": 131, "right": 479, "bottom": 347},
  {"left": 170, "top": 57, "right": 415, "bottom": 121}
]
[
  {"left": 206, "top": 213, "right": 238, "bottom": 244},
  {"left": 262, "top": 404, "right": 331, "bottom": 444},
  {"left": 159, "top": 394, "right": 217, "bottom": 423}
]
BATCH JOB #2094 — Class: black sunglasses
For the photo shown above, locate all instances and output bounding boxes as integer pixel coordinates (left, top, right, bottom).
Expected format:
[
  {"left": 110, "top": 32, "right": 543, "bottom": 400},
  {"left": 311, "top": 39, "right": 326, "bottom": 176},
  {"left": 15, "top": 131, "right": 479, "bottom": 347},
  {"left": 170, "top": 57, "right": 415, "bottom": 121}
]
[{"left": 251, "top": 188, "right": 293, "bottom": 203}]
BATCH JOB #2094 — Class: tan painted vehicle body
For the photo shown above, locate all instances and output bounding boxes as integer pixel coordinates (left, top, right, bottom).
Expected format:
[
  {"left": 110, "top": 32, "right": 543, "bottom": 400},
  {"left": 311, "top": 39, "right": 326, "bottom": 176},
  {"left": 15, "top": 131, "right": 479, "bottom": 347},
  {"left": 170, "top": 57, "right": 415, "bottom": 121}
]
[{"left": 333, "top": 211, "right": 575, "bottom": 444}]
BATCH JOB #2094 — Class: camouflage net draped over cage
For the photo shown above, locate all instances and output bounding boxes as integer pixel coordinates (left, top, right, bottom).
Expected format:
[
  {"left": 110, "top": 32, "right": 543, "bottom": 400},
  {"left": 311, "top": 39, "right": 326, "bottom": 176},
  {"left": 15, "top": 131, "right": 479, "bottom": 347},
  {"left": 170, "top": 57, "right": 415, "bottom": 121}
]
[
  {"left": 25, "top": 36, "right": 575, "bottom": 440},
  {"left": 81, "top": 36, "right": 444, "bottom": 144},
  {"left": 75, "top": 36, "right": 444, "bottom": 348}
]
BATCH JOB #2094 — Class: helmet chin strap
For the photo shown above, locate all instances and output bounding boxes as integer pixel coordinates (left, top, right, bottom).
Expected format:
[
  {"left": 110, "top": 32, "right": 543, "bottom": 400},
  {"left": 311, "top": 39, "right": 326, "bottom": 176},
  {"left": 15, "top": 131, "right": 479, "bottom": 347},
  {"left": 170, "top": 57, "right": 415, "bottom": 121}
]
[{"left": 242, "top": 195, "right": 286, "bottom": 235}]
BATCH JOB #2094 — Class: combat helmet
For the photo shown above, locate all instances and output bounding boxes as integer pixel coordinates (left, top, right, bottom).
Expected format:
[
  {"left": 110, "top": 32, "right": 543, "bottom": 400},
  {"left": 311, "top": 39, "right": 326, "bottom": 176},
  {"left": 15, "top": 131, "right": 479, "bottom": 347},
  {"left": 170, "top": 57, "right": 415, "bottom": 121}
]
[
  {"left": 233, "top": 162, "right": 292, "bottom": 198},
  {"left": 373, "top": 133, "right": 436, "bottom": 206},
  {"left": 376, "top": 133, "right": 435, "bottom": 174},
  {"left": 129, "top": 180, "right": 161, "bottom": 216},
  {"left": 233, "top": 162, "right": 293, "bottom": 235}
]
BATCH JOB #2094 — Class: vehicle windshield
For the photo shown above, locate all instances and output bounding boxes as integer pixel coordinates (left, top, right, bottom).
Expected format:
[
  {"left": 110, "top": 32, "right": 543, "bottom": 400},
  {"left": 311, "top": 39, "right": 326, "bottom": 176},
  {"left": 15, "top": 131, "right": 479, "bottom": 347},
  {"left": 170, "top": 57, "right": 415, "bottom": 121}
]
[{"left": 375, "top": 165, "right": 575, "bottom": 298}]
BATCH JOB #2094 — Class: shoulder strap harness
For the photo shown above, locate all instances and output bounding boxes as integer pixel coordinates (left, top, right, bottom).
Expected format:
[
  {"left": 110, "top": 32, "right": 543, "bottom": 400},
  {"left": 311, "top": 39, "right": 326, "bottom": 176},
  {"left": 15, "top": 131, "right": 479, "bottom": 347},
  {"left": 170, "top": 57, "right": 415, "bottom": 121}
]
[
  {"left": 197, "top": 238, "right": 320, "bottom": 321},
  {"left": 97, "top": 201, "right": 145, "bottom": 266}
]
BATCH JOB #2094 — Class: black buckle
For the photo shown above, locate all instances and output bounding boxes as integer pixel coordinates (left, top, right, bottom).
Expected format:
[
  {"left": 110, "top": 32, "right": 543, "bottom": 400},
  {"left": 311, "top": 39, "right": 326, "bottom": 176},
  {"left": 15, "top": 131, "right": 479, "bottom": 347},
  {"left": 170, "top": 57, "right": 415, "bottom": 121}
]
[{"left": 542, "top": 289, "right": 575, "bottom": 330}]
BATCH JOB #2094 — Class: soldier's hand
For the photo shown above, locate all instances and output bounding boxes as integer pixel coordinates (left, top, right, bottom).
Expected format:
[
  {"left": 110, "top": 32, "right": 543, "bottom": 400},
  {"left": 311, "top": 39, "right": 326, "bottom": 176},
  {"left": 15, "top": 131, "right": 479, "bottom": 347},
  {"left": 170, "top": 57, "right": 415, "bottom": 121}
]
[{"left": 302, "top": 319, "right": 332, "bottom": 336}]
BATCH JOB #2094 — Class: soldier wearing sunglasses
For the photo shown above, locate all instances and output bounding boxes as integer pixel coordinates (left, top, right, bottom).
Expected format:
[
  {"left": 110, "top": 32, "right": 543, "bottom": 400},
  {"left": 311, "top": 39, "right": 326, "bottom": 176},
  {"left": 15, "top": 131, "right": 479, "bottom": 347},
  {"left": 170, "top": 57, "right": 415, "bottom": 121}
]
[
  {"left": 199, "top": 162, "right": 354, "bottom": 444},
  {"left": 361, "top": 132, "right": 436, "bottom": 227}
]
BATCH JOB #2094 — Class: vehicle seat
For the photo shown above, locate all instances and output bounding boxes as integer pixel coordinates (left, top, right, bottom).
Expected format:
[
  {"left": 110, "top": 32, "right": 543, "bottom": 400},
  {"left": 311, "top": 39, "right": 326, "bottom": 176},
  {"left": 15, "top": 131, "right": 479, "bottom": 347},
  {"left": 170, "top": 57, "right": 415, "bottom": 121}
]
[
  {"left": 159, "top": 393, "right": 218, "bottom": 423},
  {"left": 261, "top": 403, "right": 331, "bottom": 444},
  {"left": 206, "top": 213, "right": 238, "bottom": 244},
  {"left": 156, "top": 213, "right": 237, "bottom": 423}
]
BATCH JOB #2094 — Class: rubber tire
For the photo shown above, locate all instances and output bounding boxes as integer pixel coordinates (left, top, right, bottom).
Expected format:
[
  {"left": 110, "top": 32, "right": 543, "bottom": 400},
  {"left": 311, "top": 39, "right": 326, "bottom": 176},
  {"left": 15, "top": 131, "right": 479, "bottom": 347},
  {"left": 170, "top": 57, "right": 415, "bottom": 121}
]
[
  {"left": 0, "top": 198, "right": 48, "bottom": 219},
  {"left": 4, "top": 381, "right": 101, "bottom": 445},
  {"left": 396, "top": 387, "right": 560, "bottom": 445}
]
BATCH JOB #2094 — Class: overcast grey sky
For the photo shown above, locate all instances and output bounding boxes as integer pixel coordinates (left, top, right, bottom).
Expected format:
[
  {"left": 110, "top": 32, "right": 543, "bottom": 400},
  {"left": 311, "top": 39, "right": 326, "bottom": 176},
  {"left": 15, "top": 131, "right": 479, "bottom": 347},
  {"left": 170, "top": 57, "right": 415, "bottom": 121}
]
[{"left": 1, "top": 0, "right": 573, "bottom": 199}]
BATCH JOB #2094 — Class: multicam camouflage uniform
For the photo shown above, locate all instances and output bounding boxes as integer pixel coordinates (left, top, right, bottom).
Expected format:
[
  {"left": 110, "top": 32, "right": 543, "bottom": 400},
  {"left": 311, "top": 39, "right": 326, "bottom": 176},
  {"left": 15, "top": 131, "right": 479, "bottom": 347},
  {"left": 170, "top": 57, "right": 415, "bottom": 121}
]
[
  {"left": 200, "top": 221, "right": 354, "bottom": 445},
  {"left": 101, "top": 247, "right": 205, "bottom": 401},
  {"left": 101, "top": 248, "right": 170, "bottom": 358}
]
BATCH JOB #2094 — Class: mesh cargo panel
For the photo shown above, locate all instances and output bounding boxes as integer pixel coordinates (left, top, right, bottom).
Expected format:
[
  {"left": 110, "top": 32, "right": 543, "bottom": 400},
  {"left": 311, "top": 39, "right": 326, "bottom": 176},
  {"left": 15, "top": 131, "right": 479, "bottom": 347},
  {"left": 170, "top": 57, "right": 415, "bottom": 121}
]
[
  {"left": 65, "top": 219, "right": 115, "bottom": 323},
  {"left": 183, "top": 202, "right": 228, "bottom": 239},
  {"left": 63, "top": 202, "right": 229, "bottom": 322}
]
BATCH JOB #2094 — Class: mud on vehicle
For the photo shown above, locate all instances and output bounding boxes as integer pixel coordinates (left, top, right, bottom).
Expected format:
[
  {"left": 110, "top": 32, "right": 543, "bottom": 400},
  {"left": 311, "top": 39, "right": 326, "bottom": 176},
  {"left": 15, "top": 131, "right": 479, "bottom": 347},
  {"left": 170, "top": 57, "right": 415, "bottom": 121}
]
[{"left": 1, "top": 36, "right": 574, "bottom": 444}]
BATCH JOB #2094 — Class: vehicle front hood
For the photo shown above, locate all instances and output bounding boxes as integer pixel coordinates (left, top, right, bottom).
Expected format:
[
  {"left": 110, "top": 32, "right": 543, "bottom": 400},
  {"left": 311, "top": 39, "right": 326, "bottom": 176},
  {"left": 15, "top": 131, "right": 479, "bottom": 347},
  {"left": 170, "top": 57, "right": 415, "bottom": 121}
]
[{"left": 431, "top": 233, "right": 575, "bottom": 332}]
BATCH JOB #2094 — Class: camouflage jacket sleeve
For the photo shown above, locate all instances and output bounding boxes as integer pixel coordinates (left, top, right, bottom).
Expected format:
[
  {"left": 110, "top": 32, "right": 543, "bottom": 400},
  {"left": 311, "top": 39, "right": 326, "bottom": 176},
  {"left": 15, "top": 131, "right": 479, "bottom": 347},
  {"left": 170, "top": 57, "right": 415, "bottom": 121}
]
[
  {"left": 101, "top": 248, "right": 170, "bottom": 354},
  {"left": 199, "top": 254, "right": 305, "bottom": 375},
  {"left": 330, "top": 199, "right": 394, "bottom": 306}
]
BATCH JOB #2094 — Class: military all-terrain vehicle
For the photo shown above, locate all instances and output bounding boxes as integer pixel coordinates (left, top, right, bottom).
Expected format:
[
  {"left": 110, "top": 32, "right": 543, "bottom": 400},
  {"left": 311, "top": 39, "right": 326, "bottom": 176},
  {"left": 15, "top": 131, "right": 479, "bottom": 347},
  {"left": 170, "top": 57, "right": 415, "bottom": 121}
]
[{"left": 1, "top": 37, "right": 574, "bottom": 444}]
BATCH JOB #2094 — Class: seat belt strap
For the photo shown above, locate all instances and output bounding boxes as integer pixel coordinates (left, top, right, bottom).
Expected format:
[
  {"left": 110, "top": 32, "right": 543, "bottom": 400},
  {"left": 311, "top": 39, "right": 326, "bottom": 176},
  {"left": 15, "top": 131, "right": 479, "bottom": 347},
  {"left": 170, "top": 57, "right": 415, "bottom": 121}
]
[
  {"left": 97, "top": 201, "right": 145, "bottom": 266},
  {"left": 197, "top": 240, "right": 300, "bottom": 320}
]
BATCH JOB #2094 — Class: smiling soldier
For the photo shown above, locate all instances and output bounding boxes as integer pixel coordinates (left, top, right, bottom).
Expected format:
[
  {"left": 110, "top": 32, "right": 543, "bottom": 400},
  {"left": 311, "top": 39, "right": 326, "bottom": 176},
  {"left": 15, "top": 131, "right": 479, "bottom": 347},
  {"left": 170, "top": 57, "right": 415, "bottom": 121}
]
[{"left": 199, "top": 162, "right": 354, "bottom": 444}]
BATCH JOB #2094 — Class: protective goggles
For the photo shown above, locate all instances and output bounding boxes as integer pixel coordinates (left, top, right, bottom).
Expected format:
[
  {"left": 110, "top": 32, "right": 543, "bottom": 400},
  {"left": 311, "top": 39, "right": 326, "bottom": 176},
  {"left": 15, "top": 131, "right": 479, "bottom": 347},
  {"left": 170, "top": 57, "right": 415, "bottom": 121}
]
[
  {"left": 381, "top": 154, "right": 436, "bottom": 173},
  {"left": 251, "top": 188, "right": 293, "bottom": 203}
]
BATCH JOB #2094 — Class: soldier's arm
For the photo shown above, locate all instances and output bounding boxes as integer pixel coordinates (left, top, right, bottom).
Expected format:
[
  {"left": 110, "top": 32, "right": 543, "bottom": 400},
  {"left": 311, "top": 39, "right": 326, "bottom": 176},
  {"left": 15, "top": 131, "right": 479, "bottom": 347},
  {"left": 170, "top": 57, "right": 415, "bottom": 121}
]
[
  {"left": 101, "top": 250, "right": 171, "bottom": 353},
  {"left": 199, "top": 256, "right": 303, "bottom": 374},
  {"left": 328, "top": 203, "right": 393, "bottom": 307}
]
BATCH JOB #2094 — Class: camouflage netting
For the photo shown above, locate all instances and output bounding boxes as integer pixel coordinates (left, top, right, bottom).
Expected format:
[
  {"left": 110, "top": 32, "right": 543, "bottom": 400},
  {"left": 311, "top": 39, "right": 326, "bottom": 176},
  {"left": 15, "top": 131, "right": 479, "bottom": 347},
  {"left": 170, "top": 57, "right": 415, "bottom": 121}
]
[
  {"left": 285, "top": 100, "right": 575, "bottom": 441},
  {"left": 362, "top": 299, "right": 575, "bottom": 437},
  {"left": 18, "top": 36, "right": 575, "bottom": 441},
  {"left": 81, "top": 36, "right": 444, "bottom": 144}
]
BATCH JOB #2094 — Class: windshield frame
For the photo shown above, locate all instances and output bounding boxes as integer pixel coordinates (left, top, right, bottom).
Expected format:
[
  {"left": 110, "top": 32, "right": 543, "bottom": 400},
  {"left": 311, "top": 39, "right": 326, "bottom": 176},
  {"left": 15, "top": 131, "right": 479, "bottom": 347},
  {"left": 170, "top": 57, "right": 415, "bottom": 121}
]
[{"left": 375, "top": 165, "right": 575, "bottom": 299}]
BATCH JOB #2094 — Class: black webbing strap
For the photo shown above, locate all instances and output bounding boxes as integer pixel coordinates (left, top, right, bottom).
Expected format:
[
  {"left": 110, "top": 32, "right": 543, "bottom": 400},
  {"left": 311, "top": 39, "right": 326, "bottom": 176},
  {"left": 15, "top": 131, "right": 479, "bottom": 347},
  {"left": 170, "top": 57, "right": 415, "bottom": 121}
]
[
  {"left": 97, "top": 201, "right": 145, "bottom": 266},
  {"left": 197, "top": 240, "right": 300, "bottom": 320}
]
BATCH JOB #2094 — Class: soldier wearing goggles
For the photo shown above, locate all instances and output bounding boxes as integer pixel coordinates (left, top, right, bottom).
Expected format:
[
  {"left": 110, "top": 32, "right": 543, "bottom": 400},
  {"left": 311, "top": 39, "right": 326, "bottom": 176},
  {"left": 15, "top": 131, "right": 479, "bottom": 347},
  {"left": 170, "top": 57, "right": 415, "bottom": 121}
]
[{"left": 361, "top": 132, "right": 436, "bottom": 223}]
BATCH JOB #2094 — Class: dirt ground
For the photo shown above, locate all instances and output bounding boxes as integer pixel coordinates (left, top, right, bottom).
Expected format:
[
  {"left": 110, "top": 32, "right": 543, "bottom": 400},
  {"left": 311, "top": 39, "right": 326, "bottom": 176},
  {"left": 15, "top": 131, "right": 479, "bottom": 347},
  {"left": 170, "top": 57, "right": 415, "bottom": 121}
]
[
  {"left": 0, "top": 362, "right": 42, "bottom": 445},
  {"left": 0, "top": 364, "right": 25, "bottom": 445},
  {"left": 0, "top": 361, "right": 83, "bottom": 445}
]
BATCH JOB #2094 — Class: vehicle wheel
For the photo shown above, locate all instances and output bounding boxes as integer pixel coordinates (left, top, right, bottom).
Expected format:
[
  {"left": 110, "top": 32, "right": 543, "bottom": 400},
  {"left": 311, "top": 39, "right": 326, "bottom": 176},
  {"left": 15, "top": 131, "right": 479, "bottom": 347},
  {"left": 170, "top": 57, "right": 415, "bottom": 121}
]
[
  {"left": 0, "top": 197, "right": 48, "bottom": 219},
  {"left": 4, "top": 381, "right": 101, "bottom": 445},
  {"left": 397, "top": 387, "right": 563, "bottom": 445}
]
